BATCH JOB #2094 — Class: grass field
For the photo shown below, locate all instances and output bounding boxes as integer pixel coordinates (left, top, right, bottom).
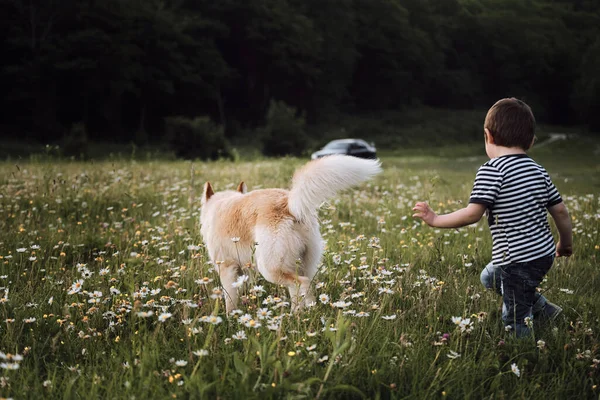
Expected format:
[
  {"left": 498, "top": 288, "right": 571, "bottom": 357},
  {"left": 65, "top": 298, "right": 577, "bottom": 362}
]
[{"left": 0, "top": 137, "right": 599, "bottom": 399}]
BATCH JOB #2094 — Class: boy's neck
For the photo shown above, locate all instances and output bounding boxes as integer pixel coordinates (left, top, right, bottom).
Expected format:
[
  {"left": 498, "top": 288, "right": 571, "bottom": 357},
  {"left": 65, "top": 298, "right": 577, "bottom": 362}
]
[{"left": 487, "top": 144, "right": 527, "bottom": 159}]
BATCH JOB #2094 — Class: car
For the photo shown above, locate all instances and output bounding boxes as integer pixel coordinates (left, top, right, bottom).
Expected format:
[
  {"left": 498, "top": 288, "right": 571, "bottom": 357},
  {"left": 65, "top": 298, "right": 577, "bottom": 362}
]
[{"left": 311, "top": 139, "right": 377, "bottom": 160}]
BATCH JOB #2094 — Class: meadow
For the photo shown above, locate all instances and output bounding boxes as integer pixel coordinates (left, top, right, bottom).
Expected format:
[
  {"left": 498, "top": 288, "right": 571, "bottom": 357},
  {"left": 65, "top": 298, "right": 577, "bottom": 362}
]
[{"left": 0, "top": 137, "right": 599, "bottom": 399}]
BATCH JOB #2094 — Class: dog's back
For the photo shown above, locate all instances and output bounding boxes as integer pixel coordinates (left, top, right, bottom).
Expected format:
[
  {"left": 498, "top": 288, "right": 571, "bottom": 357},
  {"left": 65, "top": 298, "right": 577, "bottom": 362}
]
[{"left": 204, "top": 188, "right": 292, "bottom": 246}]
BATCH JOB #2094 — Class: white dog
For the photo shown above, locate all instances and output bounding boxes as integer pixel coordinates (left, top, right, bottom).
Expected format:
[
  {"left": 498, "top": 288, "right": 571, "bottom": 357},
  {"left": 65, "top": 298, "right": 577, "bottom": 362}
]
[{"left": 200, "top": 155, "right": 382, "bottom": 313}]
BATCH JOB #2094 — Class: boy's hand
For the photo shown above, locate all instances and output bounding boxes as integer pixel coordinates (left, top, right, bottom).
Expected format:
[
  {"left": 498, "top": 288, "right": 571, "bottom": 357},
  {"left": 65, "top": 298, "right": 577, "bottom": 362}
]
[
  {"left": 412, "top": 202, "right": 438, "bottom": 226},
  {"left": 556, "top": 241, "right": 573, "bottom": 257}
]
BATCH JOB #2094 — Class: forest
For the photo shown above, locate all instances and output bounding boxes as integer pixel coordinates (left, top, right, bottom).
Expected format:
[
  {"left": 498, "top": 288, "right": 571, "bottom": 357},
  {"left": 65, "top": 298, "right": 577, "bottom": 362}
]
[{"left": 1, "top": 0, "right": 599, "bottom": 155}]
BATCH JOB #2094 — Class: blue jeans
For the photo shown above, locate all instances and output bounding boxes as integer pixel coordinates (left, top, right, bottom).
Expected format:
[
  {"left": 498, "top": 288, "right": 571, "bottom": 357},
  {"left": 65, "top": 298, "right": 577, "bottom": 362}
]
[{"left": 480, "top": 256, "right": 554, "bottom": 337}]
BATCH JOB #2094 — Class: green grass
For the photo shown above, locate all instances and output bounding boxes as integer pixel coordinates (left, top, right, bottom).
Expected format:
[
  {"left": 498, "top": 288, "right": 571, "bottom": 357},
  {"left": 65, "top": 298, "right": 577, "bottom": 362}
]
[{"left": 0, "top": 137, "right": 599, "bottom": 399}]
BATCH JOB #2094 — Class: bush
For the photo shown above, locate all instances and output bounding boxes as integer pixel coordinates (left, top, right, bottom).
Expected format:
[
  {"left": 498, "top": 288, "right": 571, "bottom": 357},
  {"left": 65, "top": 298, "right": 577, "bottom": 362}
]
[
  {"left": 62, "top": 122, "right": 89, "bottom": 159},
  {"left": 164, "top": 116, "right": 232, "bottom": 160},
  {"left": 261, "top": 100, "right": 312, "bottom": 157}
]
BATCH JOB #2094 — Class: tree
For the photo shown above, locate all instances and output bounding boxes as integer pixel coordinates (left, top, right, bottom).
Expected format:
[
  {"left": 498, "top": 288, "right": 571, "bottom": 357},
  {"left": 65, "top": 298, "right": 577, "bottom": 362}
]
[{"left": 573, "top": 39, "right": 600, "bottom": 132}]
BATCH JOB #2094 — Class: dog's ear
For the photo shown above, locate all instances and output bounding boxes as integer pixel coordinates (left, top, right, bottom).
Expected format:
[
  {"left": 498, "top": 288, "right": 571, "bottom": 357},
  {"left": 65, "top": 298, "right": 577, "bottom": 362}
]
[
  {"left": 202, "top": 182, "right": 214, "bottom": 204},
  {"left": 236, "top": 181, "right": 247, "bottom": 194}
]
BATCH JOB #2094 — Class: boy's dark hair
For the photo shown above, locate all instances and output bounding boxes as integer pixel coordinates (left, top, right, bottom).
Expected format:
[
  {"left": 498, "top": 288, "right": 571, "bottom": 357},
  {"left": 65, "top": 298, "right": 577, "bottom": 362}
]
[{"left": 484, "top": 98, "right": 536, "bottom": 150}]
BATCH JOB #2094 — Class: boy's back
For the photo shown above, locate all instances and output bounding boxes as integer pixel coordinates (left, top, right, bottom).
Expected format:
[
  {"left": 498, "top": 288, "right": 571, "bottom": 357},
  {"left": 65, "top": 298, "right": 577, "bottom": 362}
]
[
  {"left": 412, "top": 97, "right": 573, "bottom": 338},
  {"left": 470, "top": 154, "right": 562, "bottom": 266}
]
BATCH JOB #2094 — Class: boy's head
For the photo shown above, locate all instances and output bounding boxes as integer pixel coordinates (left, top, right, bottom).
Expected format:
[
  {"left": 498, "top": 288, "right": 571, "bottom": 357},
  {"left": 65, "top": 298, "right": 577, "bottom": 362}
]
[{"left": 484, "top": 98, "right": 536, "bottom": 150}]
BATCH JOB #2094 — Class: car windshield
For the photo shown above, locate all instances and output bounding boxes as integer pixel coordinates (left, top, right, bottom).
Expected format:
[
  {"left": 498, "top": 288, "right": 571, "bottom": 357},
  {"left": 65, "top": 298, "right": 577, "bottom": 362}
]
[{"left": 323, "top": 142, "right": 349, "bottom": 150}]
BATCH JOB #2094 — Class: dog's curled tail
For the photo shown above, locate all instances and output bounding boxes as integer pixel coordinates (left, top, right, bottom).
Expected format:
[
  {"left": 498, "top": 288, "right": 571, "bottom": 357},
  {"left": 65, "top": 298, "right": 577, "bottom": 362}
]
[{"left": 288, "top": 155, "right": 382, "bottom": 221}]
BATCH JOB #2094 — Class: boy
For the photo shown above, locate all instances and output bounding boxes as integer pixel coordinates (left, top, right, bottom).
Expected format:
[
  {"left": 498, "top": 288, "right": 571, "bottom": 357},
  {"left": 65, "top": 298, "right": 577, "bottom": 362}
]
[{"left": 412, "top": 98, "right": 573, "bottom": 337}]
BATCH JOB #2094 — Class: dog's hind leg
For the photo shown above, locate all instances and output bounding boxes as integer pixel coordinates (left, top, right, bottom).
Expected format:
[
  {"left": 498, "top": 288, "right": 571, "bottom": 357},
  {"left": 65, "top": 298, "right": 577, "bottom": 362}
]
[
  {"left": 299, "top": 226, "right": 323, "bottom": 307},
  {"left": 217, "top": 262, "right": 240, "bottom": 314},
  {"left": 255, "top": 226, "right": 310, "bottom": 311}
]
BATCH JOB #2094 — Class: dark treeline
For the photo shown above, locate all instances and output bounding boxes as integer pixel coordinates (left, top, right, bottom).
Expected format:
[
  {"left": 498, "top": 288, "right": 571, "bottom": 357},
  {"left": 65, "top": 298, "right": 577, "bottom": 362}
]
[{"left": 1, "top": 0, "right": 600, "bottom": 147}]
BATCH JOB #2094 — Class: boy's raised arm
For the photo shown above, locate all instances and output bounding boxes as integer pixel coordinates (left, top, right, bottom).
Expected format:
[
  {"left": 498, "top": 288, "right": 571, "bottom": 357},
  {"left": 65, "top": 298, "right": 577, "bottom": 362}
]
[
  {"left": 413, "top": 202, "right": 486, "bottom": 228},
  {"left": 548, "top": 202, "right": 573, "bottom": 257}
]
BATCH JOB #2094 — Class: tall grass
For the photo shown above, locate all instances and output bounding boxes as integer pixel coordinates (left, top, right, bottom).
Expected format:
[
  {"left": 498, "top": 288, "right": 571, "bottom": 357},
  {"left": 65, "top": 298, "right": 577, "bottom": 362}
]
[{"left": 0, "top": 139, "right": 598, "bottom": 399}]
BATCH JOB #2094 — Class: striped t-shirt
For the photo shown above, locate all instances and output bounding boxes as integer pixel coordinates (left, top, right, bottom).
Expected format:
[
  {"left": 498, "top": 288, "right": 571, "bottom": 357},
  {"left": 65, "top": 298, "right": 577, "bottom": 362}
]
[{"left": 469, "top": 154, "right": 562, "bottom": 266}]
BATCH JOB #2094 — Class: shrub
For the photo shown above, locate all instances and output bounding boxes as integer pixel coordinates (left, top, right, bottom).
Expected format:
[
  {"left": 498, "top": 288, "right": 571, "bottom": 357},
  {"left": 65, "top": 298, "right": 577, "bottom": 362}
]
[
  {"left": 164, "top": 116, "right": 232, "bottom": 160},
  {"left": 62, "top": 122, "right": 89, "bottom": 159},
  {"left": 261, "top": 100, "right": 312, "bottom": 157}
]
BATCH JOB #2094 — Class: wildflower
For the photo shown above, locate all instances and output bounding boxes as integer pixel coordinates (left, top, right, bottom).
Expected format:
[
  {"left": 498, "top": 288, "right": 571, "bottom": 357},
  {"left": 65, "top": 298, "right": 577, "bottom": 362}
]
[
  {"left": 68, "top": 279, "right": 84, "bottom": 295},
  {"left": 16, "top": 248, "right": 27, "bottom": 253},
  {"left": 195, "top": 277, "right": 213, "bottom": 285},
  {"left": 174, "top": 360, "right": 188, "bottom": 367},
  {"left": 250, "top": 285, "right": 265, "bottom": 293},
  {"left": 0, "top": 353, "right": 23, "bottom": 362},
  {"left": 511, "top": 363, "right": 521, "bottom": 377},
  {"left": 452, "top": 316, "right": 473, "bottom": 333},
  {"left": 231, "top": 275, "right": 248, "bottom": 288},
  {"left": 476, "top": 312, "right": 487, "bottom": 322},
  {"left": 332, "top": 301, "right": 351, "bottom": 309},
  {"left": 381, "top": 314, "right": 397, "bottom": 320},
  {"left": 137, "top": 311, "right": 154, "bottom": 318},
  {"left": 524, "top": 317, "right": 533, "bottom": 329},
  {"left": 232, "top": 331, "right": 247, "bottom": 340},
  {"left": 238, "top": 314, "right": 252, "bottom": 324},
  {"left": 256, "top": 308, "right": 272, "bottom": 320},
  {"left": 158, "top": 312, "right": 172, "bottom": 322},
  {"left": 0, "top": 363, "right": 19, "bottom": 370},
  {"left": 24, "top": 317, "right": 36, "bottom": 323},
  {"left": 193, "top": 349, "right": 209, "bottom": 357},
  {"left": 317, "top": 355, "right": 329, "bottom": 364},
  {"left": 80, "top": 268, "right": 93, "bottom": 279},
  {"left": 319, "top": 294, "right": 330, "bottom": 304},
  {"left": 206, "top": 315, "right": 223, "bottom": 325},
  {"left": 537, "top": 340, "right": 546, "bottom": 350},
  {"left": 447, "top": 350, "right": 461, "bottom": 359},
  {"left": 245, "top": 319, "right": 261, "bottom": 329},
  {"left": 87, "top": 291, "right": 103, "bottom": 304}
]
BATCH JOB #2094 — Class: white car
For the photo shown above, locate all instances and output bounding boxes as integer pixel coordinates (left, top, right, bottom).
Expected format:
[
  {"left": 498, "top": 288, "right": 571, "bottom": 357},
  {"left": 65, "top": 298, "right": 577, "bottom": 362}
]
[{"left": 311, "top": 139, "right": 377, "bottom": 160}]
